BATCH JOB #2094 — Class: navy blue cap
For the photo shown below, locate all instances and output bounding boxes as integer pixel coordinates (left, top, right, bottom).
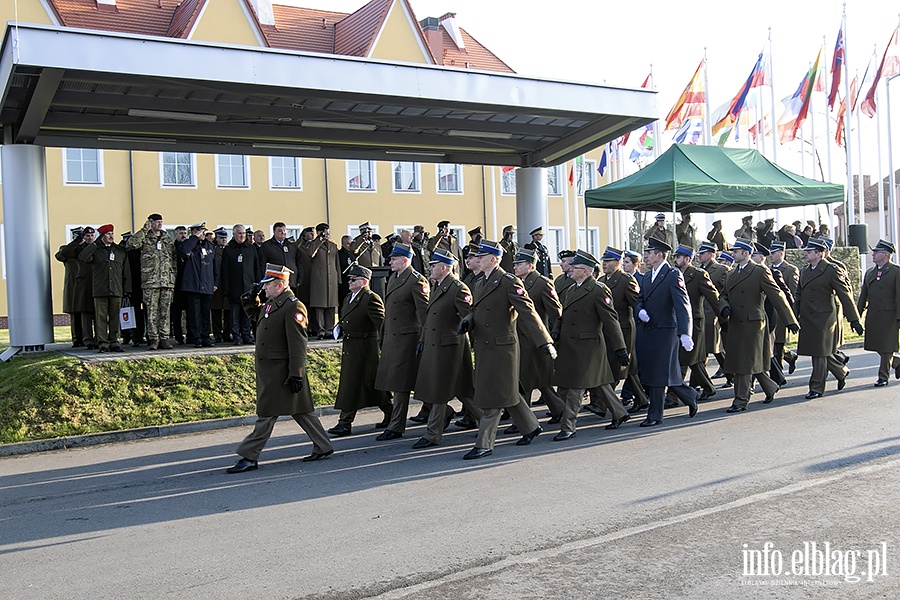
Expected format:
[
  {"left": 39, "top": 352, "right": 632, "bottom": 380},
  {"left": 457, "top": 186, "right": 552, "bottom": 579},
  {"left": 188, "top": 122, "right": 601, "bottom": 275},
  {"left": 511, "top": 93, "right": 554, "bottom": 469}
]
[
  {"left": 429, "top": 248, "right": 456, "bottom": 265},
  {"left": 389, "top": 243, "right": 413, "bottom": 258},
  {"left": 475, "top": 240, "right": 503, "bottom": 257},
  {"left": 820, "top": 236, "right": 835, "bottom": 250},
  {"left": 770, "top": 241, "right": 786, "bottom": 252},
  {"left": 674, "top": 244, "right": 694, "bottom": 258},
  {"left": 732, "top": 238, "right": 754, "bottom": 253},
  {"left": 623, "top": 250, "right": 640, "bottom": 261},
  {"left": 718, "top": 252, "right": 735, "bottom": 264},
  {"left": 697, "top": 242, "right": 717, "bottom": 254},
  {"left": 601, "top": 246, "right": 623, "bottom": 261}
]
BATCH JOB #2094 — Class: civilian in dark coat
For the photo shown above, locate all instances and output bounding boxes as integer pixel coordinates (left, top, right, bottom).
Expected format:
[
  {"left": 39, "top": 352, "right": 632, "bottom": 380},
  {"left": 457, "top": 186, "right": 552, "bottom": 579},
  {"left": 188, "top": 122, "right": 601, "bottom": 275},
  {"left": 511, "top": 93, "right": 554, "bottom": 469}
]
[
  {"left": 261, "top": 222, "right": 303, "bottom": 292},
  {"left": 120, "top": 232, "right": 146, "bottom": 346},
  {"left": 337, "top": 235, "right": 354, "bottom": 307},
  {"left": 179, "top": 224, "right": 219, "bottom": 347},
  {"left": 221, "top": 225, "right": 261, "bottom": 344},
  {"left": 171, "top": 226, "right": 189, "bottom": 344}
]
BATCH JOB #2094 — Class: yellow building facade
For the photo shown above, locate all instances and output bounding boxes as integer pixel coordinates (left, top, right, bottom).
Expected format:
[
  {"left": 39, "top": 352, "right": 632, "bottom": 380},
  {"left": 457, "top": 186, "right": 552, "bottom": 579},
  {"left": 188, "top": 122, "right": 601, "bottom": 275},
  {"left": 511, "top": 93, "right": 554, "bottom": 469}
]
[{"left": 0, "top": 0, "right": 611, "bottom": 319}]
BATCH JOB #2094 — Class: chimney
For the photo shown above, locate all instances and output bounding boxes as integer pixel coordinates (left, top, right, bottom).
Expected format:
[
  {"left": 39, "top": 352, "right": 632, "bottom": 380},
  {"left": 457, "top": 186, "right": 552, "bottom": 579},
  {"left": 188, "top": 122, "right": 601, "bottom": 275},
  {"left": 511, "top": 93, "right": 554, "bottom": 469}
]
[
  {"left": 863, "top": 175, "right": 871, "bottom": 189},
  {"left": 419, "top": 17, "right": 443, "bottom": 64},
  {"left": 249, "top": 0, "right": 275, "bottom": 27}
]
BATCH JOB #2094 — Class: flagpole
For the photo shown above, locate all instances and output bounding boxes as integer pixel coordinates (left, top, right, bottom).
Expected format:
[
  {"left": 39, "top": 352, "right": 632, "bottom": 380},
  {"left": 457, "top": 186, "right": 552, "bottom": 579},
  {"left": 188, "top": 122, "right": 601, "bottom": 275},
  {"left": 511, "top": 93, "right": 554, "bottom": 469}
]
[
  {"left": 856, "top": 66, "right": 865, "bottom": 232},
  {"left": 842, "top": 5, "right": 854, "bottom": 241},
  {"left": 564, "top": 159, "right": 572, "bottom": 251},
  {"left": 876, "top": 83, "right": 885, "bottom": 241},
  {"left": 888, "top": 73, "right": 898, "bottom": 243},
  {"left": 823, "top": 34, "right": 834, "bottom": 182},
  {"left": 769, "top": 28, "right": 779, "bottom": 166},
  {"left": 703, "top": 49, "right": 712, "bottom": 145}
]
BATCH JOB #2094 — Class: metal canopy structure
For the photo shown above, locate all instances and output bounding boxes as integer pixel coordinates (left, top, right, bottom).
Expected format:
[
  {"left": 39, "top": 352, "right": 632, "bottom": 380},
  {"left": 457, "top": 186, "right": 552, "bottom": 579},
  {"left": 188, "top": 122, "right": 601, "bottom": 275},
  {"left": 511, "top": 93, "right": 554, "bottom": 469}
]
[{"left": 0, "top": 23, "right": 656, "bottom": 167}]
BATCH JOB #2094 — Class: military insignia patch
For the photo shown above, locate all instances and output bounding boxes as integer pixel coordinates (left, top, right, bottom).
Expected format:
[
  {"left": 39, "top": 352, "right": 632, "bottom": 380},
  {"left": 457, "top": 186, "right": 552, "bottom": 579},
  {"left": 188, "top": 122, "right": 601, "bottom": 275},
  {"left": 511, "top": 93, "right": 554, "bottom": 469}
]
[
  {"left": 550, "top": 288, "right": 557, "bottom": 297},
  {"left": 678, "top": 278, "right": 685, "bottom": 288},
  {"left": 604, "top": 296, "right": 612, "bottom": 305},
  {"left": 294, "top": 312, "right": 305, "bottom": 323},
  {"left": 462, "top": 294, "right": 472, "bottom": 303},
  {"left": 515, "top": 287, "right": 525, "bottom": 296}
]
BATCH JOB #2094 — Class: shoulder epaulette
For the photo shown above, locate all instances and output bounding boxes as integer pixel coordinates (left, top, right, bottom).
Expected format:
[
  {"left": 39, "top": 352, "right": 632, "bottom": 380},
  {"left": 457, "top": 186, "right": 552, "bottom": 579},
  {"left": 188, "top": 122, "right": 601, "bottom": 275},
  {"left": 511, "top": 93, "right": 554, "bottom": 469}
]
[
  {"left": 454, "top": 280, "right": 462, "bottom": 287},
  {"left": 289, "top": 296, "right": 298, "bottom": 302},
  {"left": 412, "top": 270, "right": 422, "bottom": 278},
  {"left": 504, "top": 273, "right": 515, "bottom": 280}
]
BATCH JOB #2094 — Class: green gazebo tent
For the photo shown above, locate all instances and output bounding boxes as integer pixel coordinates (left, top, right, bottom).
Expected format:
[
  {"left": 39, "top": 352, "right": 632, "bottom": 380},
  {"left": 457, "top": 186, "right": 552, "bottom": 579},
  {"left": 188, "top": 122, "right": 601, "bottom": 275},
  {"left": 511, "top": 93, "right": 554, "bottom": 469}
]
[{"left": 584, "top": 144, "right": 844, "bottom": 213}]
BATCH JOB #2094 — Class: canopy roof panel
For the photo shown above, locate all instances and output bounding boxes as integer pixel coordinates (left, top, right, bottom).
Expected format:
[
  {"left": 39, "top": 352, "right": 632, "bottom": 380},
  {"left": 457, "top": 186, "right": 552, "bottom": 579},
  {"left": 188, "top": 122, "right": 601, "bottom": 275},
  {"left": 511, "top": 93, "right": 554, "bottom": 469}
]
[
  {"left": 0, "top": 23, "right": 657, "bottom": 167},
  {"left": 584, "top": 144, "right": 845, "bottom": 212}
]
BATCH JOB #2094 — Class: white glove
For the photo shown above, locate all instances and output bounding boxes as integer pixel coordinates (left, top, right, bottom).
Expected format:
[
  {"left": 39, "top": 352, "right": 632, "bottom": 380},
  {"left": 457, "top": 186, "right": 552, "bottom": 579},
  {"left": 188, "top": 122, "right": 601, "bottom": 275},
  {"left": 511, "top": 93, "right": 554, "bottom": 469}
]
[
  {"left": 680, "top": 334, "right": 694, "bottom": 352},
  {"left": 638, "top": 309, "right": 650, "bottom": 323}
]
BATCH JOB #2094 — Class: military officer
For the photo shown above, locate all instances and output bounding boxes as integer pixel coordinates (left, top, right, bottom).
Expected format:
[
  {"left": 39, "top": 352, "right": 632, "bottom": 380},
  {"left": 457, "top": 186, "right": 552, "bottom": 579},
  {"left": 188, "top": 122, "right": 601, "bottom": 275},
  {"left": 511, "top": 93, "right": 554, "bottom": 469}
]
[
  {"left": 499, "top": 225, "right": 518, "bottom": 272},
  {"left": 462, "top": 242, "right": 483, "bottom": 289},
  {"left": 856, "top": 239, "right": 900, "bottom": 386},
  {"left": 554, "top": 250, "right": 577, "bottom": 296},
  {"left": 58, "top": 227, "right": 97, "bottom": 348},
  {"left": 374, "top": 243, "right": 430, "bottom": 440},
  {"left": 524, "top": 227, "right": 552, "bottom": 277},
  {"left": 768, "top": 241, "right": 800, "bottom": 375},
  {"left": 634, "top": 237, "right": 698, "bottom": 426},
  {"left": 734, "top": 215, "right": 754, "bottom": 241},
  {"left": 226, "top": 264, "right": 333, "bottom": 473},
  {"left": 461, "top": 226, "right": 483, "bottom": 278},
  {"left": 56, "top": 228, "right": 85, "bottom": 347},
  {"left": 551, "top": 250, "right": 630, "bottom": 439},
  {"left": 426, "top": 220, "right": 464, "bottom": 266},
  {"left": 795, "top": 238, "right": 863, "bottom": 399},
  {"left": 512, "top": 248, "right": 564, "bottom": 421},
  {"left": 79, "top": 224, "right": 131, "bottom": 352},
  {"left": 599, "top": 247, "right": 649, "bottom": 412},
  {"left": 676, "top": 212, "right": 696, "bottom": 248},
  {"left": 303, "top": 223, "right": 341, "bottom": 339},
  {"left": 349, "top": 222, "right": 383, "bottom": 268},
  {"left": 821, "top": 236, "right": 851, "bottom": 367},
  {"left": 707, "top": 219, "right": 728, "bottom": 251},
  {"left": 697, "top": 242, "right": 730, "bottom": 382},
  {"left": 644, "top": 213, "right": 676, "bottom": 249},
  {"left": 672, "top": 244, "right": 721, "bottom": 401},
  {"left": 719, "top": 239, "right": 798, "bottom": 412},
  {"left": 751, "top": 242, "right": 791, "bottom": 386},
  {"left": 328, "top": 264, "right": 393, "bottom": 436},
  {"left": 458, "top": 240, "right": 555, "bottom": 459},
  {"left": 411, "top": 249, "right": 478, "bottom": 448},
  {"left": 126, "top": 213, "right": 177, "bottom": 350}
]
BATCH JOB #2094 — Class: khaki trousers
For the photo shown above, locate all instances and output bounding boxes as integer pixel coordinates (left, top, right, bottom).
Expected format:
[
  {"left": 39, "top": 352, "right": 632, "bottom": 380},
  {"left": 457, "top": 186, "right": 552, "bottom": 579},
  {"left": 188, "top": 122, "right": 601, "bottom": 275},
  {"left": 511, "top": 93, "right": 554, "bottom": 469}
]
[
  {"left": 475, "top": 400, "right": 539, "bottom": 450},
  {"left": 386, "top": 391, "right": 412, "bottom": 434},
  {"left": 94, "top": 296, "right": 122, "bottom": 348},
  {"left": 808, "top": 356, "right": 849, "bottom": 394},
  {"left": 337, "top": 405, "right": 392, "bottom": 428},
  {"left": 236, "top": 413, "right": 332, "bottom": 461},
  {"left": 878, "top": 352, "right": 900, "bottom": 382},
  {"left": 732, "top": 372, "right": 779, "bottom": 408}
]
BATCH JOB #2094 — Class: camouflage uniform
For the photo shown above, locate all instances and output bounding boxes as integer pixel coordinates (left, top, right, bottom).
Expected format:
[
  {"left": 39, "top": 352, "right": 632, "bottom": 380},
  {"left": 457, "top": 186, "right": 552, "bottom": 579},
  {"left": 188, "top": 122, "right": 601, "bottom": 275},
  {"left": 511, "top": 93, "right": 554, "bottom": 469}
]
[{"left": 127, "top": 226, "right": 177, "bottom": 346}]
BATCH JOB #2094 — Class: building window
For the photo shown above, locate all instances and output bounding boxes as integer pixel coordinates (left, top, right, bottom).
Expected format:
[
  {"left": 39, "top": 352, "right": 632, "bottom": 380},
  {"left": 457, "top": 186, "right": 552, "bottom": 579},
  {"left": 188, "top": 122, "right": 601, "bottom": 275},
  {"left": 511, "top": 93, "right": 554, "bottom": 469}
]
[
  {"left": 64, "top": 148, "right": 103, "bottom": 185},
  {"left": 501, "top": 167, "right": 516, "bottom": 195},
  {"left": 347, "top": 160, "right": 376, "bottom": 191},
  {"left": 577, "top": 227, "right": 600, "bottom": 256},
  {"left": 393, "top": 161, "right": 420, "bottom": 192},
  {"left": 160, "top": 152, "right": 195, "bottom": 187},
  {"left": 216, "top": 154, "right": 250, "bottom": 188},
  {"left": 269, "top": 156, "right": 302, "bottom": 189},
  {"left": 577, "top": 160, "right": 597, "bottom": 197},
  {"left": 545, "top": 226, "right": 565, "bottom": 264},
  {"left": 547, "top": 165, "right": 563, "bottom": 196},
  {"left": 437, "top": 164, "right": 463, "bottom": 193}
]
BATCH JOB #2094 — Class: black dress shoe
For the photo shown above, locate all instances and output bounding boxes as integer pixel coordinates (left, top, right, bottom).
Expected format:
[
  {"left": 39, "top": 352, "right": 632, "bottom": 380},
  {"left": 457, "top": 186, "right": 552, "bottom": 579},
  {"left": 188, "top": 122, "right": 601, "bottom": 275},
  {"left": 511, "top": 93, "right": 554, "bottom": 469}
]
[
  {"left": 375, "top": 430, "right": 402, "bottom": 441},
  {"left": 226, "top": 458, "right": 258, "bottom": 474},
  {"left": 663, "top": 400, "right": 680, "bottom": 409},
  {"left": 500, "top": 409, "right": 511, "bottom": 421},
  {"left": 688, "top": 400, "right": 698, "bottom": 418},
  {"left": 412, "top": 437, "right": 438, "bottom": 449},
  {"left": 408, "top": 414, "right": 427, "bottom": 423},
  {"left": 302, "top": 449, "right": 334, "bottom": 462},
  {"left": 605, "top": 414, "right": 630, "bottom": 430},
  {"left": 621, "top": 397, "right": 633, "bottom": 407},
  {"left": 805, "top": 391, "right": 823, "bottom": 399},
  {"left": 762, "top": 394, "right": 776, "bottom": 404},
  {"left": 875, "top": 379, "right": 889, "bottom": 387},
  {"left": 640, "top": 419, "right": 661, "bottom": 427},
  {"left": 725, "top": 405, "right": 746, "bottom": 413},
  {"left": 503, "top": 424, "right": 519, "bottom": 435},
  {"left": 553, "top": 430, "right": 576, "bottom": 441},
  {"left": 840, "top": 352, "right": 850, "bottom": 365},
  {"left": 895, "top": 364, "right": 900, "bottom": 380},
  {"left": 837, "top": 376, "right": 847, "bottom": 391},
  {"left": 547, "top": 414, "right": 561, "bottom": 425},
  {"left": 454, "top": 418, "right": 477, "bottom": 430},
  {"left": 698, "top": 390, "right": 717, "bottom": 402},
  {"left": 786, "top": 353, "right": 797, "bottom": 374},
  {"left": 627, "top": 403, "right": 650, "bottom": 414},
  {"left": 202, "top": 339, "right": 214, "bottom": 348},
  {"left": 583, "top": 404, "right": 606, "bottom": 417},
  {"left": 110, "top": 345, "right": 124, "bottom": 353},
  {"left": 463, "top": 447, "right": 492, "bottom": 460},
  {"left": 516, "top": 427, "right": 542, "bottom": 446},
  {"left": 712, "top": 369, "right": 726, "bottom": 379},
  {"left": 98, "top": 347, "right": 108, "bottom": 353},
  {"left": 327, "top": 424, "right": 352, "bottom": 436}
]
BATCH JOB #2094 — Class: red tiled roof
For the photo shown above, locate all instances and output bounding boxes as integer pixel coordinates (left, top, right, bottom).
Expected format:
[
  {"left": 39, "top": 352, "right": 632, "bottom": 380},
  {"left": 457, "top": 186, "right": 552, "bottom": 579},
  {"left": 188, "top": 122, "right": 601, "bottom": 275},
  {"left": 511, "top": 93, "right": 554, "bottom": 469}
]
[
  {"left": 260, "top": 5, "right": 347, "bottom": 53},
  {"left": 834, "top": 169, "right": 900, "bottom": 215},
  {"left": 51, "top": 0, "right": 184, "bottom": 37},
  {"left": 168, "top": 0, "right": 205, "bottom": 38},
  {"left": 438, "top": 27, "right": 513, "bottom": 73},
  {"left": 333, "top": 0, "right": 390, "bottom": 57}
]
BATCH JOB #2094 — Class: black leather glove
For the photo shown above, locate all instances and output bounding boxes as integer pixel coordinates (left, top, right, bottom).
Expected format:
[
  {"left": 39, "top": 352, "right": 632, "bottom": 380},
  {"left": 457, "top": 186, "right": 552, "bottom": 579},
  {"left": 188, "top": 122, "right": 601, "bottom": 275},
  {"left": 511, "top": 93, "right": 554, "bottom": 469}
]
[
  {"left": 283, "top": 375, "right": 304, "bottom": 393},
  {"left": 550, "top": 330, "right": 560, "bottom": 341},
  {"left": 457, "top": 319, "right": 471, "bottom": 334},
  {"left": 415, "top": 341, "right": 425, "bottom": 359},
  {"left": 720, "top": 321, "right": 728, "bottom": 333},
  {"left": 851, "top": 320, "right": 864, "bottom": 335},
  {"left": 615, "top": 348, "right": 630, "bottom": 366},
  {"left": 720, "top": 306, "right": 732, "bottom": 320},
  {"left": 787, "top": 323, "right": 800, "bottom": 335}
]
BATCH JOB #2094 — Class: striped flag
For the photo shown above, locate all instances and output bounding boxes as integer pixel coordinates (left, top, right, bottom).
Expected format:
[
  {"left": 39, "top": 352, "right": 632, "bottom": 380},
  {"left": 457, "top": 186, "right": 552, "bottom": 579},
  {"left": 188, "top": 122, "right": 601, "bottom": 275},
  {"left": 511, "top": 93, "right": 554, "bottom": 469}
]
[
  {"left": 828, "top": 24, "right": 844, "bottom": 110},
  {"left": 621, "top": 74, "right": 651, "bottom": 146},
  {"left": 776, "top": 50, "right": 822, "bottom": 143},
  {"left": 665, "top": 60, "right": 706, "bottom": 130},
  {"left": 860, "top": 26, "right": 900, "bottom": 117},
  {"left": 834, "top": 76, "right": 858, "bottom": 147},
  {"left": 711, "top": 51, "right": 768, "bottom": 136}
]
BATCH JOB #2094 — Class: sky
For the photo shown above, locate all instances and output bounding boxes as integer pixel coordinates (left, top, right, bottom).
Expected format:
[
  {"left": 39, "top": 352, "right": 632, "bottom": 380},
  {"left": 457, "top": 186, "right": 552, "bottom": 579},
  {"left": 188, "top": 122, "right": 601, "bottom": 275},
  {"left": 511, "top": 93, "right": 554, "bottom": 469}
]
[{"left": 279, "top": 0, "right": 900, "bottom": 235}]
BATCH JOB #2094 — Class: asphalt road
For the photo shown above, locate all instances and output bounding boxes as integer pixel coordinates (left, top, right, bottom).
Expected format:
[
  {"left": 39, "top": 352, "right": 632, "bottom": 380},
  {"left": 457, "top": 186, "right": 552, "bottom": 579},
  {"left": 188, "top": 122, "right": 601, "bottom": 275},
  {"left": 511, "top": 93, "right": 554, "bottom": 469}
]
[{"left": 1, "top": 347, "right": 898, "bottom": 599}]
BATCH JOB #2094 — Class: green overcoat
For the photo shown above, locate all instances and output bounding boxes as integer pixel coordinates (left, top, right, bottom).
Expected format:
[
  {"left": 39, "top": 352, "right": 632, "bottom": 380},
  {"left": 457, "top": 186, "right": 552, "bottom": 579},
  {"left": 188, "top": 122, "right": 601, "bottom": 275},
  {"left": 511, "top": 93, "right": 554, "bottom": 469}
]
[
  {"left": 795, "top": 261, "right": 859, "bottom": 357},
  {"left": 857, "top": 262, "right": 900, "bottom": 353},
  {"left": 335, "top": 287, "right": 391, "bottom": 411}
]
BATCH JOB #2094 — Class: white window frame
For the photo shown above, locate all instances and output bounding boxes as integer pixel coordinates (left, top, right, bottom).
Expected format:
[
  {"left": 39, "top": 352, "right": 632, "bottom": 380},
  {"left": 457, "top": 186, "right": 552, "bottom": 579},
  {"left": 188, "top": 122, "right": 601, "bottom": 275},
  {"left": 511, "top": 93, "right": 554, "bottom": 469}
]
[
  {"left": 63, "top": 148, "right": 104, "bottom": 186},
  {"left": 547, "top": 165, "right": 563, "bottom": 196},
  {"left": 577, "top": 226, "right": 600, "bottom": 257},
  {"left": 545, "top": 226, "right": 565, "bottom": 265},
  {"left": 347, "top": 224, "right": 380, "bottom": 238},
  {"left": 436, "top": 163, "right": 463, "bottom": 194},
  {"left": 215, "top": 154, "right": 251, "bottom": 189},
  {"left": 159, "top": 152, "right": 197, "bottom": 188},
  {"left": 268, "top": 156, "right": 303, "bottom": 190},
  {"left": 500, "top": 167, "right": 516, "bottom": 195},
  {"left": 449, "top": 224, "right": 466, "bottom": 245},
  {"left": 392, "top": 161, "right": 421, "bottom": 193},
  {"left": 577, "top": 160, "right": 597, "bottom": 197},
  {"left": 346, "top": 159, "right": 377, "bottom": 192}
]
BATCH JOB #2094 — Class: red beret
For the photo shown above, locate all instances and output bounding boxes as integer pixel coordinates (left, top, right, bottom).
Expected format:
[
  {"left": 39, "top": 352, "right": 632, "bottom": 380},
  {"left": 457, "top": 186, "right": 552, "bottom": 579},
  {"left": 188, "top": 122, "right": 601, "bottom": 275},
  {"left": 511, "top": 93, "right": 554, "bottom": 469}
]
[{"left": 97, "top": 224, "right": 114, "bottom": 234}]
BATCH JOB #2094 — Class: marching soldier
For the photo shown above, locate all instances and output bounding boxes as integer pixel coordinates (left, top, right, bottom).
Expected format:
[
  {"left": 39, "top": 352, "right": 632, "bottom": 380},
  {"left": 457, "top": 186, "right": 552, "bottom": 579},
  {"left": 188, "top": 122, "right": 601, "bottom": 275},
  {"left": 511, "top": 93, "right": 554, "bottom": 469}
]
[
  {"left": 697, "top": 242, "right": 729, "bottom": 381},
  {"left": 672, "top": 245, "right": 721, "bottom": 401},
  {"left": 856, "top": 239, "right": 900, "bottom": 386},
  {"left": 226, "top": 264, "right": 333, "bottom": 473},
  {"left": 374, "top": 243, "right": 430, "bottom": 440},
  {"left": 411, "top": 249, "right": 478, "bottom": 448},
  {"left": 524, "top": 227, "right": 552, "bottom": 277},
  {"left": 634, "top": 237, "right": 698, "bottom": 426},
  {"left": 328, "top": 264, "right": 393, "bottom": 436},
  {"left": 751, "top": 242, "right": 791, "bottom": 386},
  {"left": 458, "top": 240, "right": 554, "bottom": 459},
  {"left": 795, "top": 238, "right": 862, "bottom": 399},
  {"left": 349, "top": 222, "right": 383, "bottom": 268},
  {"left": 499, "top": 225, "right": 518, "bottom": 272},
  {"left": 719, "top": 239, "right": 797, "bottom": 412},
  {"left": 461, "top": 226, "right": 483, "bottom": 278},
  {"left": 126, "top": 213, "right": 177, "bottom": 350},
  {"left": 552, "top": 250, "right": 630, "bottom": 439},
  {"left": 768, "top": 241, "right": 800, "bottom": 375},
  {"left": 512, "top": 248, "right": 564, "bottom": 422},
  {"left": 821, "top": 236, "right": 851, "bottom": 367},
  {"left": 554, "top": 250, "right": 577, "bottom": 296}
]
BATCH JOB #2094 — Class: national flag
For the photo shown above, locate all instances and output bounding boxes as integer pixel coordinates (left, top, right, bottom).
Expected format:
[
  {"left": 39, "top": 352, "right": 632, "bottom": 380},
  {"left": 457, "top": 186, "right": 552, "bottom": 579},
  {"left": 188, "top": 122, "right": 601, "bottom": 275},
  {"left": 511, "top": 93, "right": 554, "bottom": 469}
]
[
  {"left": 711, "top": 51, "right": 768, "bottom": 136},
  {"left": 834, "top": 76, "right": 857, "bottom": 147},
  {"left": 828, "top": 25, "right": 844, "bottom": 109},
  {"left": 673, "top": 118, "right": 705, "bottom": 144},
  {"left": 597, "top": 146, "right": 608, "bottom": 176},
  {"left": 776, "top": 49, "right": 822, "bottom": 143},
  {"left": 665, "top": 60, "right": 706, "bottom": 130},
  {"left": 638, "top": 125, "right": 654, "bottom": 152},
  {"left": 568, "top": 164, "right": 574, "bottom": 186},
  {"left": 860, "top": 26, "right": 900, "bottom": 117},
  {"left": 621, "top": 74, "right": 651, "bottom": 146}
]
